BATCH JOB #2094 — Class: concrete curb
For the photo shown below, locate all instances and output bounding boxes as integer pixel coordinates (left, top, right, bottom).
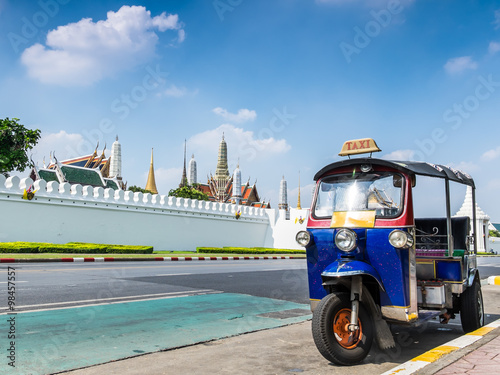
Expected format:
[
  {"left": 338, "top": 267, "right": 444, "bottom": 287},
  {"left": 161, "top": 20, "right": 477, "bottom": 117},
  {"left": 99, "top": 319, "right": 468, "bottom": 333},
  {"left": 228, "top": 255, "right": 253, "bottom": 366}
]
[
  {"left": 381, "top": 318, "right": 500, "bottom": 375},
  {"left": 487, "top": 275, "right": 500, "bottom": 285},
  {"left": 0, "top": 255, "right": 304, "bottom": 263}
]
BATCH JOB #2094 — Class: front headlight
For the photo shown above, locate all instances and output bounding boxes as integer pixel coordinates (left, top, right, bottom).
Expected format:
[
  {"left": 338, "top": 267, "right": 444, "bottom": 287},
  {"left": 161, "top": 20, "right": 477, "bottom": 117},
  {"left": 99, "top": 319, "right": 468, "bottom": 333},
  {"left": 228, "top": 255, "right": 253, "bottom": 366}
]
[
  {"left": 389, "top": 230, "right": 414, "bottom": 249},
  {"left": 335, "top": 229, "right": 357, "bottom": 252},
  {"left": 296, "top": 231, "right": 311, "bottom": 247}
]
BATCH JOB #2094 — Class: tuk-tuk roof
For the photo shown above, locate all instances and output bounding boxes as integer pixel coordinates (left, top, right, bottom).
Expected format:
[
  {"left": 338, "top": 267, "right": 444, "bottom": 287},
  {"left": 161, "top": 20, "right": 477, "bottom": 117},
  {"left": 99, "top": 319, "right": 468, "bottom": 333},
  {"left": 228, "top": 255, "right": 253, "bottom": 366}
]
[{"left": 313, "top": 158, "right": 475, "bottom": 187}]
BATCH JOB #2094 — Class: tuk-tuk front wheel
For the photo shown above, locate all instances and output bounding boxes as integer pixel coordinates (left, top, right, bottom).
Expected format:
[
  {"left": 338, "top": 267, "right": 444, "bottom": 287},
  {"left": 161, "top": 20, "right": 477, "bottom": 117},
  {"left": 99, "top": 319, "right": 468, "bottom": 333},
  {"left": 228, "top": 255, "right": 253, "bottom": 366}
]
[
  {"left": 460, "top": 277, "right": 484, "bottom": 333},
  {"left": 312, "top": 292, "right": 373, "bottom": 365}
]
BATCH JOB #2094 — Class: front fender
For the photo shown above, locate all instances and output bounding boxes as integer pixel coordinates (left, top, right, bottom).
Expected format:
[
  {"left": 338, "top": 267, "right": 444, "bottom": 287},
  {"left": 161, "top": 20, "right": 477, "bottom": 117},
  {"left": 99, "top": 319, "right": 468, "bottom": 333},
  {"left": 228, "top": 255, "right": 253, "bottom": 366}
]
[
  {"left": 468, "top": 268, "right": 479, "bottom": 287},
  {"left": 321, "top": 260, "right": 385, "bottom": 292}
]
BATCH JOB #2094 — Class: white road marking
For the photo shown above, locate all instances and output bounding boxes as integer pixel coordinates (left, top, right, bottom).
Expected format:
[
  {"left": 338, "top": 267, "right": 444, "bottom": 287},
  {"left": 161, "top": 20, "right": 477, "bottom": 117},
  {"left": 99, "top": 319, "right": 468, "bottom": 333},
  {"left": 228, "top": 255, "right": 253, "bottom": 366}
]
[
  {"left": 0, "top": 289, "right": 218, "bottom": 314},
  {"left": 156, "top": 273, "right": 192, "bottom": 276}
]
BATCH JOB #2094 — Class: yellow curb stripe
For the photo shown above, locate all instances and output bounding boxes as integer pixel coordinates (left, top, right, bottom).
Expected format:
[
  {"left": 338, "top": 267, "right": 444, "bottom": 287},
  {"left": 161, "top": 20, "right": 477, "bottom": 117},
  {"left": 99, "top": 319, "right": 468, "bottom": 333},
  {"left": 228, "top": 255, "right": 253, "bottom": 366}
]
[
  {"left": 411, "top": 345, "right": 459, "bottom": 362},
  {"left": 383, "top": 318, "right": 500, "bottom": 375},
  {"left": 487, "top": 276, "right": 500, "bottom": 285},
  {"left": 467, "top": 326, "right": 496, "bottom": 336}
]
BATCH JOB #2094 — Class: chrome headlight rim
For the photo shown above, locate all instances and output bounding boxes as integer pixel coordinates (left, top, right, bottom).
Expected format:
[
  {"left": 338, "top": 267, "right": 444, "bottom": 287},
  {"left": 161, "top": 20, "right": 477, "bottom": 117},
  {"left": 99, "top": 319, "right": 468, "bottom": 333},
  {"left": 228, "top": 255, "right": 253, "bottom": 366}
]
[
  {"left": 389, "top": 229, "right": 414, "bottom": 249},
  {"left": 296, "top": 230, "right": 311, "bottom": 247},
  {"left": 335, "top": 228, "right": 357, "bottom": 252}
]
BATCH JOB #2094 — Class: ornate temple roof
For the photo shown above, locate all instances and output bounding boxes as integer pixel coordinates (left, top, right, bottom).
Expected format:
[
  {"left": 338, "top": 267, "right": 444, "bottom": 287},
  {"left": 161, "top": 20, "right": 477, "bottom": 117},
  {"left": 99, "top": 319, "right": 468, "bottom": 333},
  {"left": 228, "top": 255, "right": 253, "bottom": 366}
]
[
  {"left": 60, "top": 165, "right": 104, "bottom": 186},
  {"left": 37, "top": 169, "right": 59, "bottom": 183},
  {"left": 214, "top": 135, "right": 230, "bottom": 179},
  {"left": 183, "top": 135, "right": 270, "bottom": 208},
  {"left": 33, "top": 141, "right": 124, "bottom": 190}
]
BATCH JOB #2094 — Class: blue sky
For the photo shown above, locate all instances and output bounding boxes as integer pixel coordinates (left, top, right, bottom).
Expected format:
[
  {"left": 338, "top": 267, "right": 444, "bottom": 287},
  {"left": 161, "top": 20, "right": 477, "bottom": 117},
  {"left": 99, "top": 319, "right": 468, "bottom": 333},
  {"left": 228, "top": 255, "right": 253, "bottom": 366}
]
[{"left": 1, "top": 0, "right": 500, "bottom": 220}]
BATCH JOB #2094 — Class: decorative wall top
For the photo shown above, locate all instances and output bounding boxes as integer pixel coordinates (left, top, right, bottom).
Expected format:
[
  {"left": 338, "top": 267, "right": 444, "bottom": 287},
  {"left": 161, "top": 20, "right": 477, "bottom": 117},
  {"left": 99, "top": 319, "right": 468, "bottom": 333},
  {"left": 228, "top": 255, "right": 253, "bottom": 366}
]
[{"left": 0, "top": 175, "right": 268, "bottom": 222}]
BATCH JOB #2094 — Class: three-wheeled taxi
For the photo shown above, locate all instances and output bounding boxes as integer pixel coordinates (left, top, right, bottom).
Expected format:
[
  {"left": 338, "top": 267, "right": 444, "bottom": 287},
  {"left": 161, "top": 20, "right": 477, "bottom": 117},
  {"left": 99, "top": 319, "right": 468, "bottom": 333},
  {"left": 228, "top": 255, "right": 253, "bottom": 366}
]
[{"left": 296, "top": 138, "right": 484, "bottom": 365}]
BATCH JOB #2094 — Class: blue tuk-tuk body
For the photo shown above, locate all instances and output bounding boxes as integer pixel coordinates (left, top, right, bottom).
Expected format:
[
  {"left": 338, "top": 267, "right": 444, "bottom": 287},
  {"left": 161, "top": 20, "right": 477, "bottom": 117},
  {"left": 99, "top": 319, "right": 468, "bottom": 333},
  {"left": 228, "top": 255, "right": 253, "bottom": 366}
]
[{"left": 296, "top": 139, "right": 483, "bottom": 365}]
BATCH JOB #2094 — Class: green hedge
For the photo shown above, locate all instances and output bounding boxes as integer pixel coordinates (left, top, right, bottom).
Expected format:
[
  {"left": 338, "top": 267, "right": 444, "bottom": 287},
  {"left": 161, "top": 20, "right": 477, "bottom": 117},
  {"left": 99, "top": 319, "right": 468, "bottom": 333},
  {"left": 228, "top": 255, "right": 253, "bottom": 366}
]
[
  {"left": 38, "top": 244, "right": 105, "bottom": 254},
  {"left": 66, "top": 243, "right": 153, "bottom": 254},
  {"left": 0, "top": 245, "right": 38, "bottom": 253},
  {"left": 196, "top": 247, "right": 305, "bottom": 255},
  {"left": 104, "top": 246, "right": 153, "bottom": 254},
  {"left": 0, "top": 242, "right": 153, "bottom": 254},
  {"left": 0, "top": 242, "right": 53, "bottom": 253}
]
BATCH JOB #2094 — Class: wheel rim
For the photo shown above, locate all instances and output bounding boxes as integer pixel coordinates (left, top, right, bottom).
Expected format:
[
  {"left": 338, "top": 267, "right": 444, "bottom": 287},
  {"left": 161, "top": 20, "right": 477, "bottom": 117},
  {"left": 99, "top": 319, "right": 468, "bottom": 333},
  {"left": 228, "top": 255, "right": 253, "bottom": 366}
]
[
  {"left": 478, "top": 289, "right": 484, "bottom": 325},
  {"left": 332, "top": 308, "right": 363, "bottom": 349}
]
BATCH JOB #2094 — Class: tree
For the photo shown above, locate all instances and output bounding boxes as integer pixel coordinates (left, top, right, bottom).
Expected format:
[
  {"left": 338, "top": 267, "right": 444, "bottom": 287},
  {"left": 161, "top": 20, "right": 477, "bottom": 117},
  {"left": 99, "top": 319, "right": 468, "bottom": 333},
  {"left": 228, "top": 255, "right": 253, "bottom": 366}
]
[
  {"left": 0, "top": 118, "right": 41, "bottom": 176},
  {"left": 168, "top": 185, "right": 209, "bottom": 201},
  {"left": 489, "top": 229, "right": 500, "bottom": 238},
  {"left": 128, "top": 185, "right": 153, "bottom": 194}
]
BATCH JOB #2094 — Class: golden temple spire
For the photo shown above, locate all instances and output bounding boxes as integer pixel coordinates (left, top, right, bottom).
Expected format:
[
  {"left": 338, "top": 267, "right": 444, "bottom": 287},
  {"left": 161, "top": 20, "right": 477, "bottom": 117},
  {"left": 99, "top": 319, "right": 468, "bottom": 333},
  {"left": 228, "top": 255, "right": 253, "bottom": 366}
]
[
  {"left": 297, "top": 171, "right": 302, "bottom": 210},
  {"left": 179, "top": 139, "right": 188, "bottom": 188},
  {"left": 145, "top": 148, "right": 158, "bottom": 194}
]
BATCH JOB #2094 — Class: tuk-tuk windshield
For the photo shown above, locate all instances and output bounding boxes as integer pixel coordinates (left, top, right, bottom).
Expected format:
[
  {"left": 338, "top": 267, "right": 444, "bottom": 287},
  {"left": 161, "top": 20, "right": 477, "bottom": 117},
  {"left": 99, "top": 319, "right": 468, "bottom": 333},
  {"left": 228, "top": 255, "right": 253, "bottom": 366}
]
[{"left": 314, "top": 172, "right": 404, "bottom": 219}]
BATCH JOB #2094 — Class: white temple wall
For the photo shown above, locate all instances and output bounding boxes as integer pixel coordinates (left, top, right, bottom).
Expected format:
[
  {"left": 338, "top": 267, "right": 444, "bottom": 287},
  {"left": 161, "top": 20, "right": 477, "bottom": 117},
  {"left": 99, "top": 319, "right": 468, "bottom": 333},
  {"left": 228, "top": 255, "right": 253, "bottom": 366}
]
[
  {"left": 489, "top": 237, "right": 500, "bottom": 254},
  {"left": 271, "top": 208, "right": 309, "bottom": 250},
  {"left": 0, "top": 176, "right": 275, "bottom": 251}
]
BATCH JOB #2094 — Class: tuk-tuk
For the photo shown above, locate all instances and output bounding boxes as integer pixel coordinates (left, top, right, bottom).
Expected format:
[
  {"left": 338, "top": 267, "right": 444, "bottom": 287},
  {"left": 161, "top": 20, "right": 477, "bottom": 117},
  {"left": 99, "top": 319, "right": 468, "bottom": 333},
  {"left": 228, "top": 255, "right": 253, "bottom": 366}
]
[{"left": 296, "top": 138, "right": 484, "bottom": 365}]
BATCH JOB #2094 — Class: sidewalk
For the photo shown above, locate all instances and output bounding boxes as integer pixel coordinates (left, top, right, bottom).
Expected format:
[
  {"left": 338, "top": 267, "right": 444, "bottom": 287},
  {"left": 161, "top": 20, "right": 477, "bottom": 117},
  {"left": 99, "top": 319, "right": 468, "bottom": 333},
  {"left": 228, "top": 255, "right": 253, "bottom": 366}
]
[
  {"left": 382, "top": 319, "right": 500, "bottom": 375},
  {"left": 433, "top": 333, "right": 500, "bottom": 374},
  {"left": 58, "top": 318, "right": 500, "bottom": 375}
]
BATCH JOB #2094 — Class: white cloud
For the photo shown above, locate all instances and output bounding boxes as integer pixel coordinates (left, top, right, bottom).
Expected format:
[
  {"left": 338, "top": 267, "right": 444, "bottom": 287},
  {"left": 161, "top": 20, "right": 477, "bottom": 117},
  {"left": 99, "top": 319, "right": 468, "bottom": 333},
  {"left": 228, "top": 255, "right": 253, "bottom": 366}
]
[
  {"left": 447, "top": 161, "right": 479, "bottom": 174},
  {"left": 31, "top": 131, "right": 86, "bottom": 166},
  {"left": 161, "top": 84, "right": 198, "bottom": 98},
  {"left": 21, "top": 6, "right": 184, "bottom": 86},
  {"left": 382, "top": 149, "right": 416, "bottom": 161},
  {"left": 212, "top": 107, "right": 257, "bottom": 123},
  {"left": 163, "top": 84, "right": 187, "bottom": 97},
  {"left": 444, "top": 56, "right": 478, "bottom": 75},
  {"left": 489, "top": 41, "right": 500, "bottom": 55},
  {"left": 481, "top": 146, "right": 500, "bottom": 161},
  {"left": 189, "top": 124, "right": 290, "bottom": 164},
  {"left": 487, "top": 178, "right": 500, "bottom": 191},
  {"left": 178, "top": 29, "right": 186, "bottom": 43},
  {"left": 494, "top": 9, "right": 500, "bottom": 30}
]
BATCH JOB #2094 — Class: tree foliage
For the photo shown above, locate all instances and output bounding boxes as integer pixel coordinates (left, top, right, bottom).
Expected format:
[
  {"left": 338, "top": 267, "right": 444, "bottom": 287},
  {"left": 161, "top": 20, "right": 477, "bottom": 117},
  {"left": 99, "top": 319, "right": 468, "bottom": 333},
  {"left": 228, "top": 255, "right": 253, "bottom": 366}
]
[
  {"left": 128, "top": 185, "right": 153, "bottom": 194},
  {"left": 168, "top": 184, "right": 209, "bottom": 201},
  {"left": 489, "top": 229, "right": 500, "bottom": 238},
  {"left": 0, "top": 118, "right": 41, "bottom": 175}
]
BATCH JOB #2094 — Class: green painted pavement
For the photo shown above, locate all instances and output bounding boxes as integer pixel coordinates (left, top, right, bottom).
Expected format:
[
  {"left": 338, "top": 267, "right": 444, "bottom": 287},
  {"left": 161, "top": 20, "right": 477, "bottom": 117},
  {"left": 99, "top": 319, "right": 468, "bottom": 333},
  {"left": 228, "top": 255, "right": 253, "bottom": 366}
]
[{"left": 3, "top": 293, "right": 311, "bottom": 375}]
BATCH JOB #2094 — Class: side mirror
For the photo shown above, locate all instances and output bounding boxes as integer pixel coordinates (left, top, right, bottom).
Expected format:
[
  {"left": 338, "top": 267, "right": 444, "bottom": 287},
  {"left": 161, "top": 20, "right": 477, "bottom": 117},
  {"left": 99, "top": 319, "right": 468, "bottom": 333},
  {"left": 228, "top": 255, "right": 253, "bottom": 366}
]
[
  {"left": 393, "top": 175, "right": 416, "bottom": 188},
  {"left": 393, "top": 175, "right": 403, "bottom": 188}
]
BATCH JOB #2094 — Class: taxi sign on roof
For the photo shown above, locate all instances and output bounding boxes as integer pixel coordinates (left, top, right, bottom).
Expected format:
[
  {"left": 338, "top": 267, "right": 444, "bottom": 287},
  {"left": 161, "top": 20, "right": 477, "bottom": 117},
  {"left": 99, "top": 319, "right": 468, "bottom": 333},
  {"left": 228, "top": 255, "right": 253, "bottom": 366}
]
[{"left": 339, "top": 138, "right": 381, "bottom": 157}]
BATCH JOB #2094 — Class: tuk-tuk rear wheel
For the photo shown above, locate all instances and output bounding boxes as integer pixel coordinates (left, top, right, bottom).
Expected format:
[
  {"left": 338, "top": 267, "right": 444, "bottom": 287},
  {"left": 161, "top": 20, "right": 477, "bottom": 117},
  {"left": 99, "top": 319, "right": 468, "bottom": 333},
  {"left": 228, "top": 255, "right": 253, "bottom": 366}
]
[
  {"left": 460, "top": 277, "right": 484, "bottom": 333},
  {"left": 312, "top": 292, "right": 373, "bottom": 366}
]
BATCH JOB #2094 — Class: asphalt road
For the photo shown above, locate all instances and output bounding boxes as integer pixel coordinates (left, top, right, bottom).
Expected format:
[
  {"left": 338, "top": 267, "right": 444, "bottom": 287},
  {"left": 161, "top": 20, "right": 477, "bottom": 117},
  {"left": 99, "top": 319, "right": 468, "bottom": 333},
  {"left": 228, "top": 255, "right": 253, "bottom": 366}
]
[
  {"left": 2, "top": 256, "right": 499, "bottom": 312},
  {"left": 1, "top": 257, "right": 500, "bottom": 374},
  {"left": 476, "top": 255, "right": 500, "bottom": 279},
  {"left": 0, "top": 259, "right": 309, "bottom": 312}
]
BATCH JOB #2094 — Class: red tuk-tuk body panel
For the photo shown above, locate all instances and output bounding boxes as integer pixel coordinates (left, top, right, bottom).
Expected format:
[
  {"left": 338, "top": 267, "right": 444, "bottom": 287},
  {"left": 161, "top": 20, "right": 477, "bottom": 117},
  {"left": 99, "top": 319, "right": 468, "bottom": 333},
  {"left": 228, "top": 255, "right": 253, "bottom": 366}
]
[{"left": 307, "top": 167, "right": 415, "bottom": 229}]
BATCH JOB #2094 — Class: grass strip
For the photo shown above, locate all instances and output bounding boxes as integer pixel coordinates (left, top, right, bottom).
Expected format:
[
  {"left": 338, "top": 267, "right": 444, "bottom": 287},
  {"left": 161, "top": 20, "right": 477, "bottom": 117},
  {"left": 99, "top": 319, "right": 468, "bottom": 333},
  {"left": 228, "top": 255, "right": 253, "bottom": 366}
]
[{"left": 197, "top": 246, "right": 305, "bottom": 255}]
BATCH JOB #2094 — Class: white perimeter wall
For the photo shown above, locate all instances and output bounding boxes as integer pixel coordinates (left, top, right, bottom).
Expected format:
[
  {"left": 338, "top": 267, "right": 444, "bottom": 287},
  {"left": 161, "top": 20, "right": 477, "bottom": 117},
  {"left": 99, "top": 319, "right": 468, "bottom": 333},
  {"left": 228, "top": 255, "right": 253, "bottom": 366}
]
[
  {"left": 271, "top": 208, "right": 309, "bottom": 249},
  {"left": 0, "top": 176, "right": 281, "bottom": 251},
  {"left": 489, "top": 237, "right": 500, "bottom": 254}
]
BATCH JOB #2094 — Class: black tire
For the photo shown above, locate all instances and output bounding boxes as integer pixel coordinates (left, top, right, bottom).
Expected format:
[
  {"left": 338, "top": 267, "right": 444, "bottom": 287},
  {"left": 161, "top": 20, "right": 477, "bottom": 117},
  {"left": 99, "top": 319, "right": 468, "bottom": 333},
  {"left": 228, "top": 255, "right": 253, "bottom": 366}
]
[
  {"left": 460, "top": 276, "right": 484, "bottom": 333},
  {"left": 312, "top": 292, "right": 373, "bottom": 366}
]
